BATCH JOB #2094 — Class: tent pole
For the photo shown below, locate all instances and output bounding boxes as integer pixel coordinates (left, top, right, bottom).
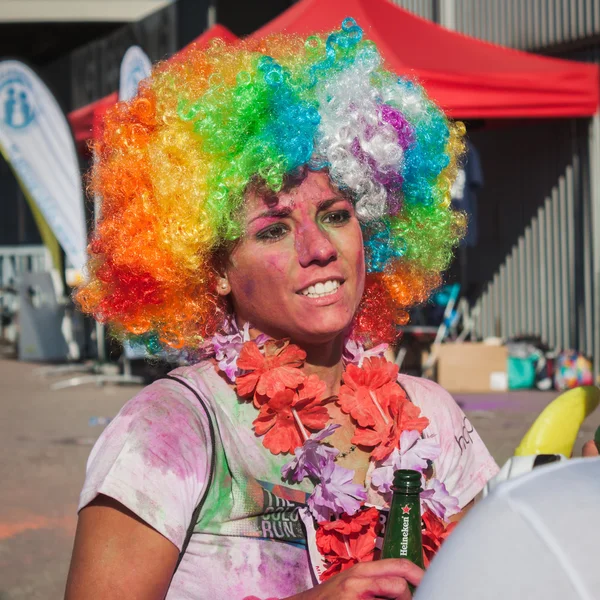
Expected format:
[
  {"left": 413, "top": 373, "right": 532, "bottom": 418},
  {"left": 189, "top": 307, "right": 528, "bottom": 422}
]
[{"left": 589, "top": 112, "right": 600, "bottom": 382}]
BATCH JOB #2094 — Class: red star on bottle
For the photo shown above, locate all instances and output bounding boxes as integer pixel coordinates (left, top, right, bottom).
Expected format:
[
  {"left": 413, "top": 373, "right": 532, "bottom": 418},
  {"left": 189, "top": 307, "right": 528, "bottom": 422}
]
[{"left": 401, "top": 505, "right": 411, "bottom": 514}]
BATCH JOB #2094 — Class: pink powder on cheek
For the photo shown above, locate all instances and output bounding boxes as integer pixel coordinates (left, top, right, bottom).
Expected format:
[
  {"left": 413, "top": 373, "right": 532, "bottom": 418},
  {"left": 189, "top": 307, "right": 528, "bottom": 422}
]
[{"left": 266, "top": 254, "right": 287, "bottom": 274}]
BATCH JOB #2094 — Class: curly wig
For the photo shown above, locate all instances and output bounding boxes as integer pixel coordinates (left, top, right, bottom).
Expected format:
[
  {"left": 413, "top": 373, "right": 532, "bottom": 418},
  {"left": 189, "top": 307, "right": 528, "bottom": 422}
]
[{"left": 76, "top": 18, "right": 466, "bottom": 352}]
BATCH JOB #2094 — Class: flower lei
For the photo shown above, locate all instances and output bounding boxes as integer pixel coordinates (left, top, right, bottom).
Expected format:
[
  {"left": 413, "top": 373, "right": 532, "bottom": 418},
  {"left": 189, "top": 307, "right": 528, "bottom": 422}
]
[{"left": 212, "top": 323, "right": 459, "bottom": 580}]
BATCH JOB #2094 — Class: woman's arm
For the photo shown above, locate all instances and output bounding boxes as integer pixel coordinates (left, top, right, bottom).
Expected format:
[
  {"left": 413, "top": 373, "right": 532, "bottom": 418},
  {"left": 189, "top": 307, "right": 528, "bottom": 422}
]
[{"left": 65, "top": 495, "right": 179, "bottom": 600}]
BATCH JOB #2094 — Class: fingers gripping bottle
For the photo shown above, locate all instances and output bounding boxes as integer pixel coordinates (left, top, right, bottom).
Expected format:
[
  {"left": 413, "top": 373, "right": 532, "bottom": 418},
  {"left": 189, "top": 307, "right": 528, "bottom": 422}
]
[{"left": 381, "top": 469, "right": 424, "bottom": 582}]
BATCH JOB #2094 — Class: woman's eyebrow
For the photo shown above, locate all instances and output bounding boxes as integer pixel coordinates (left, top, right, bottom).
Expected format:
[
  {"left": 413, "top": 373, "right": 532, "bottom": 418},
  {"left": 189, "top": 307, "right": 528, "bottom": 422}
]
[
  {"left": 317, "top": 197, "right": 349, "bottom": 211},
  {"left": 248, "top": 196, "right": 348, "bottom": 223},
  {"left": 249, "top": 206, "right": 293, "bottom": 223}
]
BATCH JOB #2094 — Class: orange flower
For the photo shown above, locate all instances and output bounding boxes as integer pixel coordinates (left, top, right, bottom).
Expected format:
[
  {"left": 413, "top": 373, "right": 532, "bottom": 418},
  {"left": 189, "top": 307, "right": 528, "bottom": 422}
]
[
  {"left": 252, "top": 375, "right": 330, "bottom": 455},
  {"left": 338, "top": 357, "right": 399, "bottom": 427},
  {"left": 236, "top": 339, "right": 306, "bottom": 407},
  {"left": 316, "top": 507, "right": 380, "bottom": 581},
  {"left": 338, "top": 358, "right": 429, "bottom": 461},
  {"left": 422, "top": 508, "right": 457, "bottom": 568}
]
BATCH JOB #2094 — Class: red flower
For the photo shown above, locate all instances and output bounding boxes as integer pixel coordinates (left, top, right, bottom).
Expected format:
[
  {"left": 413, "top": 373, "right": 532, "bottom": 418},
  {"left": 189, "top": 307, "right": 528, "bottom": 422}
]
[
  {"left": 342, "top": 382, "right": 429, "bottom": 460},
  {"left": 338, "top": 357, "right": 399, "bottom": 427},
  {"left": 252, "top": 375, "right": 330, "bottom": 455},
  {"left": 236, "top": 340, "right": 306, "bottom": 407},
  {"left": 336, "top": 356, "right": 429, "bottom": 461},
  {"left": 421, "top": 508, "right": 457, "bottom": 568},
  {"left": 316, "top": 507, "right": 380, "bottom": 581}
]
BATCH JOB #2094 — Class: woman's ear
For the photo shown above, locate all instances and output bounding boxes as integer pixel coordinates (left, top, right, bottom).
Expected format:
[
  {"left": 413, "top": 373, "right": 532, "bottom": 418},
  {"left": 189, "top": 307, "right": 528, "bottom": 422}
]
[{"left": 216, "top": 277, "right": 231, "bottom": 296}]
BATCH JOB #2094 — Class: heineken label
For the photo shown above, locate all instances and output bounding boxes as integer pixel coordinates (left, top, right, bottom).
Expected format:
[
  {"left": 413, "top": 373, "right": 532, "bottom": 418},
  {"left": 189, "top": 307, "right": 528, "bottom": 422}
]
[{"left": 400, "top": 504, "right": 411, "bottom": 556}]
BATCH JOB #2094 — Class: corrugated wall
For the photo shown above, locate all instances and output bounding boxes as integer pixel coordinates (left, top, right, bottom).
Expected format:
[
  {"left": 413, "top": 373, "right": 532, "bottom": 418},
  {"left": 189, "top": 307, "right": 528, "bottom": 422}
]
[
  {"left": 394, "top": 0, "right": 600, "bottom": 50},
  {"left": 389, "top": 0, "right": 436, "bottom": 22},
  {"left": 467, "top": 119, "right": 596, "bottom": 368},
  {"left": 391, "top": 2, "right": 600, "bottom": 375},
  {"left": 454, "top": 0, "right": 600, "bottom": 50}
]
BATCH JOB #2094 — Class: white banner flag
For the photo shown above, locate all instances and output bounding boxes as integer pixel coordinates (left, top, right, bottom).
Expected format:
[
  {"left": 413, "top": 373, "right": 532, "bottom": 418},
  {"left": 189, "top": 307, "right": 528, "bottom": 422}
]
[
  {"left": 119, "top": 45, "right": 152, "bottom": 101},
  {"left": 0, "top": 61, "right": 86, "bottom": 271}
]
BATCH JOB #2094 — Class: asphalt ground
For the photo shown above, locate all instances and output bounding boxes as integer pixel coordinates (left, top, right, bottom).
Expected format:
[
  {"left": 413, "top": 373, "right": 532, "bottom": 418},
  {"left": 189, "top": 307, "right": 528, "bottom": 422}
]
[{"left": 0, "top": 358, "right": 597, "bottom": 599}]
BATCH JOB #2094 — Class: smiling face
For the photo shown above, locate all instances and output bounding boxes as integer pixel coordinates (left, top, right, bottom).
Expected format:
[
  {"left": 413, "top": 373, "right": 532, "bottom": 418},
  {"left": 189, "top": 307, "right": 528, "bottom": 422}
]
[{"left": 223, "top": 170, "right": 366, "bottom": 345}]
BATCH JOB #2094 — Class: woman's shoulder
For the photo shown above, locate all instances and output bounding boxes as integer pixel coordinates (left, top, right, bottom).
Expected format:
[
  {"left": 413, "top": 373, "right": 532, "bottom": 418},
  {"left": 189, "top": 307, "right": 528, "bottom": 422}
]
[
  {"left": 118, "top": 360, "right": 216, "bottom": 421},
  {"left": 397, "top": 373, "right": 456, "bottom": 407},
  {"left": 83, "top": 360, "right": 219, "bottom": 481},
  {"left": 397, "top": 374, "right": 466, "bottom": 433},
  {"left": 79, "top": 362, "right": 216, "bottom": 550}
]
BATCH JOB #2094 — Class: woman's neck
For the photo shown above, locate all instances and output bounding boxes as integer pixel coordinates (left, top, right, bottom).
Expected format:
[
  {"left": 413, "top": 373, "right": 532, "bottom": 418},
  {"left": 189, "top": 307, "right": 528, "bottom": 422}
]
[{"left": 300, "top": 335, "right": 345, "bottom": 397}]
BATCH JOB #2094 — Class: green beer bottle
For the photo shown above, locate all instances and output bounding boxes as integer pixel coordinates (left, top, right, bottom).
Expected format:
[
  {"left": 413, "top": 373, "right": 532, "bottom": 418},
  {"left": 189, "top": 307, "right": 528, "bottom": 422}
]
[{"left": 381, "top": 469, "right": 424, "bottom": 573}]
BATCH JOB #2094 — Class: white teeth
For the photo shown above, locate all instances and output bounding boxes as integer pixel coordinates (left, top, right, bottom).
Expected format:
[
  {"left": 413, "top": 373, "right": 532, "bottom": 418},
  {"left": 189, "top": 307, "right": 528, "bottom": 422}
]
[{"left": 300, "top": 280, "right": 341, "bottom": 298}]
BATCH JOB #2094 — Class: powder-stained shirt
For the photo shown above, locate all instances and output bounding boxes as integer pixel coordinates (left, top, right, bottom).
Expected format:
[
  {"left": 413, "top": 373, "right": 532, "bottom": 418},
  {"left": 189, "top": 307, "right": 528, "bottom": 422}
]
[{"left": 79, "top": 361, "right": 499, "bottom": 599}]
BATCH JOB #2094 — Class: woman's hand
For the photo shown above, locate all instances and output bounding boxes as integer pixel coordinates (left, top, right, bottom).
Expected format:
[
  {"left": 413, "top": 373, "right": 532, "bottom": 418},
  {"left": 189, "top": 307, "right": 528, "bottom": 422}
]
[
  {"left": 582, "top": 439, "right": 599, "bottom": 457},
  {"left": 288, "top": 559, "right": 424, "bottom": 600}
]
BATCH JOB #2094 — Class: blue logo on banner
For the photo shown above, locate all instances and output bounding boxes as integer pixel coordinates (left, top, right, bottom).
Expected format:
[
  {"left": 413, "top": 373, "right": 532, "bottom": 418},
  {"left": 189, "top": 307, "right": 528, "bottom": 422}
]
[{"left": 0, "top": 75, "right": 35, "bottom": 129}]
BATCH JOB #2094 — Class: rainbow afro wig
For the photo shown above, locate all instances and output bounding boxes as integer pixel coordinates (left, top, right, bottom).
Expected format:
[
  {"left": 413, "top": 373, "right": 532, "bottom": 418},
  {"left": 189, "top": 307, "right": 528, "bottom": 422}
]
[{"left": 77, "top": 18, "right": 466, "bottom": 352}]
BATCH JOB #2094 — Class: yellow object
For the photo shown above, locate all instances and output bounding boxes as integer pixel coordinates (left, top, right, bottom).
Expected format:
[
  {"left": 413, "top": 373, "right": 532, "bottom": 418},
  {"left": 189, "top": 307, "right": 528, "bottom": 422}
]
[{"left": 515, "top": 386, "right": 600, "bottom": 457}]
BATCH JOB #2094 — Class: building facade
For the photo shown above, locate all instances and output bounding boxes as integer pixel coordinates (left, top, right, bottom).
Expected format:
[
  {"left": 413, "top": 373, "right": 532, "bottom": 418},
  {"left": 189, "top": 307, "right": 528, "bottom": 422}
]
[{"left": 392, "top": 0, "right": 600, "bottom": 377}]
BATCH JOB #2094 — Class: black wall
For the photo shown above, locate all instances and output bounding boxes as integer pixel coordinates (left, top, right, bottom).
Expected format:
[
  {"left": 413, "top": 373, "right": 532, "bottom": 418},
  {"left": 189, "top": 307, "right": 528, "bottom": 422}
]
[{"left": 217, "top": 0, "right": 297, "bottom": 36}]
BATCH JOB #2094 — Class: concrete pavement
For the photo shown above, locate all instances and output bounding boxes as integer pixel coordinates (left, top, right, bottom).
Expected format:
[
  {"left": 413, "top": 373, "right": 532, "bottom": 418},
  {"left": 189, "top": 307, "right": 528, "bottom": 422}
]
[{"left": 0, "top": 358, "right": 597, "bottom": 599}]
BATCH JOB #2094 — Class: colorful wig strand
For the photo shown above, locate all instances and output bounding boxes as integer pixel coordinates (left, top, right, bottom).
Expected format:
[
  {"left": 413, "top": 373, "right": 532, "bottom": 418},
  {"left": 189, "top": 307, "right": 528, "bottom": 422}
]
[{"left": 77, "top": 18, "right": 466, "bottom": 351}]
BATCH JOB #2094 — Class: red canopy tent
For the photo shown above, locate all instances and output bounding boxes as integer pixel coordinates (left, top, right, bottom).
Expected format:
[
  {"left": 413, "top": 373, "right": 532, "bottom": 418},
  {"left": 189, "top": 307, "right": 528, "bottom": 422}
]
[
  {"left": 249, "top": 0, "right": 599, "bottom": 119},
  {"left": 68, "top": 24, "right": 238, "bottom": 150}
]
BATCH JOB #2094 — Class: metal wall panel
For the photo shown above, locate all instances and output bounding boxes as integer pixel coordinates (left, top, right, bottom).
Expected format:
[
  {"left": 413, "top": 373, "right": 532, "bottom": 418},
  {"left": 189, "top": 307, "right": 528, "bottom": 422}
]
[
  {"left": 468, "top": 119, "right": 596, "bottom": 373},
  {"left": 389, "top": 0, "right": 436, "bottom": 22},
  {"left": 453, "top": 0, "right": 600, "bottom": 50}
]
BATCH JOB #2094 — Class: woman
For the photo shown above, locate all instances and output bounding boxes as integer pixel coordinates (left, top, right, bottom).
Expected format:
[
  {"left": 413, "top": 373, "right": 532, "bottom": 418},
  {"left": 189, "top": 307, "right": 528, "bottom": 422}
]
[{"left": 66, "top": 19, "right": 499, "bottom": 600}]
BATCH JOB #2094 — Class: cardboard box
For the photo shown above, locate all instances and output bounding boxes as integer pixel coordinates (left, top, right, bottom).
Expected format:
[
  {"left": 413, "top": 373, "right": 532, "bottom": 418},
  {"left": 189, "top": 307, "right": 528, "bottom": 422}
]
[{"left": 433, "top": 343, "right": 508, "bottom": 393}]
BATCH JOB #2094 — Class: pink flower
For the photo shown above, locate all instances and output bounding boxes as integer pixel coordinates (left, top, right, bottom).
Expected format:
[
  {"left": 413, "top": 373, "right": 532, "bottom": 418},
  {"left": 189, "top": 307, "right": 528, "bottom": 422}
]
[
  {"left": 371, "top": 431, "right": 441, "bottom": 496},
  {"left": 308, "top": 458, "right": 367, "bottom": 521},
  {"left": 421, "top": 478, "right": 460, "bottom": 520},
  {"left": 212, "top": 320, "right": 268, "bottom": 382},
  {"left": 281, "top": 424, "right": 340, "bottom": 483},
  {"left": 343, "top": 338, "right": 389, "bottom": 367}
]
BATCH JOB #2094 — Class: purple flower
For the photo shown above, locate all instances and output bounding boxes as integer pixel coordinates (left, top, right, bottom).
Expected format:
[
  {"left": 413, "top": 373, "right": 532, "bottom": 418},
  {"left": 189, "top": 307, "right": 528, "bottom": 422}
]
[
  {"left": 371, "top": 431, "right": 441, "bottom": 496},
  {"left": 212, "top": 319, "right": 268, "bottom": 382},
  {"left": 398, "top": 430, "right": 441, "bottom": 472},
  {"left": 370, "top": 450, "right": 398, "bottom": 496},
  {"left": 281, "top": 424, "right": 341, "bottom": 483},
  {"left": 307, "top": 458, "right": 367, "bottom": 521},
  {"left": 343, "top": 338, "right": 389, "bottom": 367},
  {"left": 421, "top": 478, "right": 460, "bottom": 520}
]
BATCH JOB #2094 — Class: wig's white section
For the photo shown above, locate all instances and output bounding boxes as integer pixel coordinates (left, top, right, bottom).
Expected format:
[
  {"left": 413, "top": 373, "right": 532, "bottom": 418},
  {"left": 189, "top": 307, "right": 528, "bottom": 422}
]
[
  {"left": 311, "top": 49, "right": 407, "bottom": 222},
  {"left": 380, "top": 76, "right": 428, "bottom": 123}
]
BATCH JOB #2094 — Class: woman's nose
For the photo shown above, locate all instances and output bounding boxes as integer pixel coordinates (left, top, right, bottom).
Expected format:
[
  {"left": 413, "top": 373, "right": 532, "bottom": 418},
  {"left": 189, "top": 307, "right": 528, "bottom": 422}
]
[{"left": 295, "top": 222, "right": 337, "bottom": 267}]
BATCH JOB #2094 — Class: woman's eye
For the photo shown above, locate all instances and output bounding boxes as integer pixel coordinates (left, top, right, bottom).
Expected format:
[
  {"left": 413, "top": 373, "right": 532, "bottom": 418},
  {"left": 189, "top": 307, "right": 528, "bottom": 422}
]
[
  {"left": 256, "top": 223, "right": 289, "bottom": 241},
  {"left": 322, "top": 210, "right": 351, "bottom": 225}
]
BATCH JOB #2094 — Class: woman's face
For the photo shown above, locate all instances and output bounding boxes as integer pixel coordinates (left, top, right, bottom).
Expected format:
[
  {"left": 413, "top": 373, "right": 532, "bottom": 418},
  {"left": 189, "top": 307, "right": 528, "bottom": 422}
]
[{"left": 224, "top": 170, "right": 365, "bottom": 345}]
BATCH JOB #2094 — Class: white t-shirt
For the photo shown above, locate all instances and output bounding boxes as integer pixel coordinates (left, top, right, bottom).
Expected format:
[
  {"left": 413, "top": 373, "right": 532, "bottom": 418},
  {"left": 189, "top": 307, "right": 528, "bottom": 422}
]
[
  {"left": 415, "top": 457, "right": 600, "bottom": 600},
  {"left": 79, "top": 361, "right": 499, "bottom": 599}
]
